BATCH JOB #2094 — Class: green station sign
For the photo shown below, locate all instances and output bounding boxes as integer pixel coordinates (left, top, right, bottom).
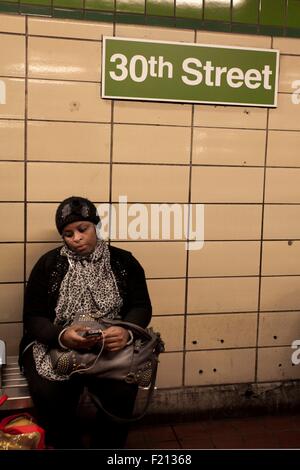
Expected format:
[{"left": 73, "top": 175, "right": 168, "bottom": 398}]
[{"left": 102, "top": 37, "right": 279, "bottom": 107}]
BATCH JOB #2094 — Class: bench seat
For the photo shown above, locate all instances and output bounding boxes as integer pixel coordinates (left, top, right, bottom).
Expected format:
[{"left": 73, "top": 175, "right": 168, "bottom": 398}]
[{"left": 0, "top": 356, "right": 33, "bottom": 410}]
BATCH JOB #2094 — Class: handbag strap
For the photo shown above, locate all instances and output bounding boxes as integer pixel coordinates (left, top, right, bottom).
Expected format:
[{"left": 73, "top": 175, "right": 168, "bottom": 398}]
[
  {"left": 88, "top": 358, "right": 159, "bottom": 424},
  {"left": 100, "top": 318, "right": 153, "bottom": 340},
  {"left": 89, "top": 319, "right": 162, "bottom": 422}
]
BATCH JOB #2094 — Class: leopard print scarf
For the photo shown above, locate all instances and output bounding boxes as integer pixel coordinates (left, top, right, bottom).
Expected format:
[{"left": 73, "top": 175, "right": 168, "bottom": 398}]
[
  {"left": 55, "top": 240, "right": 122, "bottom": 323},
  {"left": 33, "top": 240, "right": 123, "bottom": 381}
]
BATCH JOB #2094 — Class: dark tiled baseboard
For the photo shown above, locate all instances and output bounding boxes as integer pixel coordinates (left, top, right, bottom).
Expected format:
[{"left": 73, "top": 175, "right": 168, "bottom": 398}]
[
  {"left": 0, "top": 0, "right": 299, "bottom": 39},
  {"left": 141, "top": 381, "right": 300, "bottom": 424}
]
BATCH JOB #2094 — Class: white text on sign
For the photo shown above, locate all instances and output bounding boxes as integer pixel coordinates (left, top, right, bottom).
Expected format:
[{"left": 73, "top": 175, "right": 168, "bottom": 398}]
[{"left": 109, "top": 53, "right": 273, "bottom": 90}]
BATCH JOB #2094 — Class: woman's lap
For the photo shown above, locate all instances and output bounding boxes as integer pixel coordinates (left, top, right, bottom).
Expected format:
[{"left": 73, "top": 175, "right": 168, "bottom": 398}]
[{"left": 22, "top": 346, "right": 138, "bottom": 448}]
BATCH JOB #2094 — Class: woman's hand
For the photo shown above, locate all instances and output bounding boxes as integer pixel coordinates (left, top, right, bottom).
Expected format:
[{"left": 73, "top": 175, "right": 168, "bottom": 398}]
[
  {"left": 60, "top": 324, "right": 102, "bottom": 350},
  {"left": 102, "top": 326, "right": 129, "bottom": 352}
]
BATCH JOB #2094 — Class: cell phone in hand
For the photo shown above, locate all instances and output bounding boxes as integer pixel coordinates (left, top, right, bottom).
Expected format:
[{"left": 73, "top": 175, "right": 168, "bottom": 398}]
[{"left": 83, "top": 329, "right": 103, "bottom": 338}]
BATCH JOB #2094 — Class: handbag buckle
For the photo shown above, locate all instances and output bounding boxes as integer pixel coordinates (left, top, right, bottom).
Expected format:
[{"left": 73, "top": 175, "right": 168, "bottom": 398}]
[{"left": 125, "top": 372, "right": 136, "bottom": 384}]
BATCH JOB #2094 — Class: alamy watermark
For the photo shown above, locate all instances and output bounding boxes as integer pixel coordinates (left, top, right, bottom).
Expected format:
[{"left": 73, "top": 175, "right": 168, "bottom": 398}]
[
  {"left": 291, "top": 80, "right": 300, "bottom": 104},
  {"left": 0, "top": 80, "right": 5, "bottom": 104},
  {"left": 291, "top": 340, "right": 300, "bottom": 365},
  {"left": 96, "top": 196, "right": 204, "bottom": 251}
]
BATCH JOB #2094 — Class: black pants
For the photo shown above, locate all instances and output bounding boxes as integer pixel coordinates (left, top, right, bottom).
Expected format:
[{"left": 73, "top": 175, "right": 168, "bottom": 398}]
[{"left": 22, "top": 348, "right": 138, "bottom": 449}]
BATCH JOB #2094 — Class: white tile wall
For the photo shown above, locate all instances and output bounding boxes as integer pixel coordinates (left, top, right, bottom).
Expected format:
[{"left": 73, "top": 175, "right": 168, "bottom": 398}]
[{"left": 1, "top": 14, "right": 299, "bottom": 392}]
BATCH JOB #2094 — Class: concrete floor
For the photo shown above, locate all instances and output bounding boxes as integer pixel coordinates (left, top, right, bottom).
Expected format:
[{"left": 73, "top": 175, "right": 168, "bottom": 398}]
[{"left": 125, "top": 412, "right": 300, "bottom": 449}]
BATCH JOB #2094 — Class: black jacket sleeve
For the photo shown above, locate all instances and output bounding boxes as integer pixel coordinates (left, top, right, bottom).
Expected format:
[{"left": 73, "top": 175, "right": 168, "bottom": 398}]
[
  {"left": 121, "top": 253, "right": 152, "bottom": 328},
  {"left": 23, "top": 252, "right": 64, "bottom": 347}
]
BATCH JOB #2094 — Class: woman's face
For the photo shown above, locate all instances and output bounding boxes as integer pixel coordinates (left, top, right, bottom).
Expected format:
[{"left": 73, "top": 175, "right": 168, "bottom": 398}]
[{"left": 62, "top": 220, "right": 97, "bottom": 256}]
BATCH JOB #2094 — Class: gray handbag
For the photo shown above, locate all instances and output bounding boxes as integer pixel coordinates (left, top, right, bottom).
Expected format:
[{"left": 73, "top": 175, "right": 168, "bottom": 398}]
[
  {"left": 49, "top": 314, "right": 165, "bottom": 421},
  {"left": 49, "top": 313, "right": 164, "bottom": 387}
]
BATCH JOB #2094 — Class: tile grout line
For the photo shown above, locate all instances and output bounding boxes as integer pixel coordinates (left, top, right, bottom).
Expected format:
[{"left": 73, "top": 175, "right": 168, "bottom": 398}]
[
  {"left": 23, "top": 15, "right": 28, "bottom": 300},
  {"left": 182, "top": 28, "right": 197, "bottom": 389},
  {"left": 254, "top": 35, "right": 272, "bottom": 383},
  {"left": 107, "top": 19, "right": 116, "bottom": 243}
]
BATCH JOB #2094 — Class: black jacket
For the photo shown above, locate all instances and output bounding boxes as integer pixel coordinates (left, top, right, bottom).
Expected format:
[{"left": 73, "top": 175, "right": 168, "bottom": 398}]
[{"left": 19, "top": 245, "right": 152, "bottom": 360}]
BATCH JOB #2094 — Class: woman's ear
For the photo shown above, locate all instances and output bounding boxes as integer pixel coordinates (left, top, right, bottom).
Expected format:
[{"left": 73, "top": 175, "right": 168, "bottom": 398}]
[{"left": 62, "top": 236, "right": 69, "bottom": 248}]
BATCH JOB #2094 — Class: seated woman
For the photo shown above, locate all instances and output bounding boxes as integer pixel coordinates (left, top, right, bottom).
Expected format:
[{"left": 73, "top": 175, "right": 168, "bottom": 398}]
[{"left": 19, "top": 196, "right": 152, "bottom": 449}]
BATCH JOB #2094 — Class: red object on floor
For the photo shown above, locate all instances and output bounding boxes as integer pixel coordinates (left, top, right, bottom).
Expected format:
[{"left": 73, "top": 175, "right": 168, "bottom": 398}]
[{"left": 0, "top": 394, "right": 8, "bottom": 406}]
